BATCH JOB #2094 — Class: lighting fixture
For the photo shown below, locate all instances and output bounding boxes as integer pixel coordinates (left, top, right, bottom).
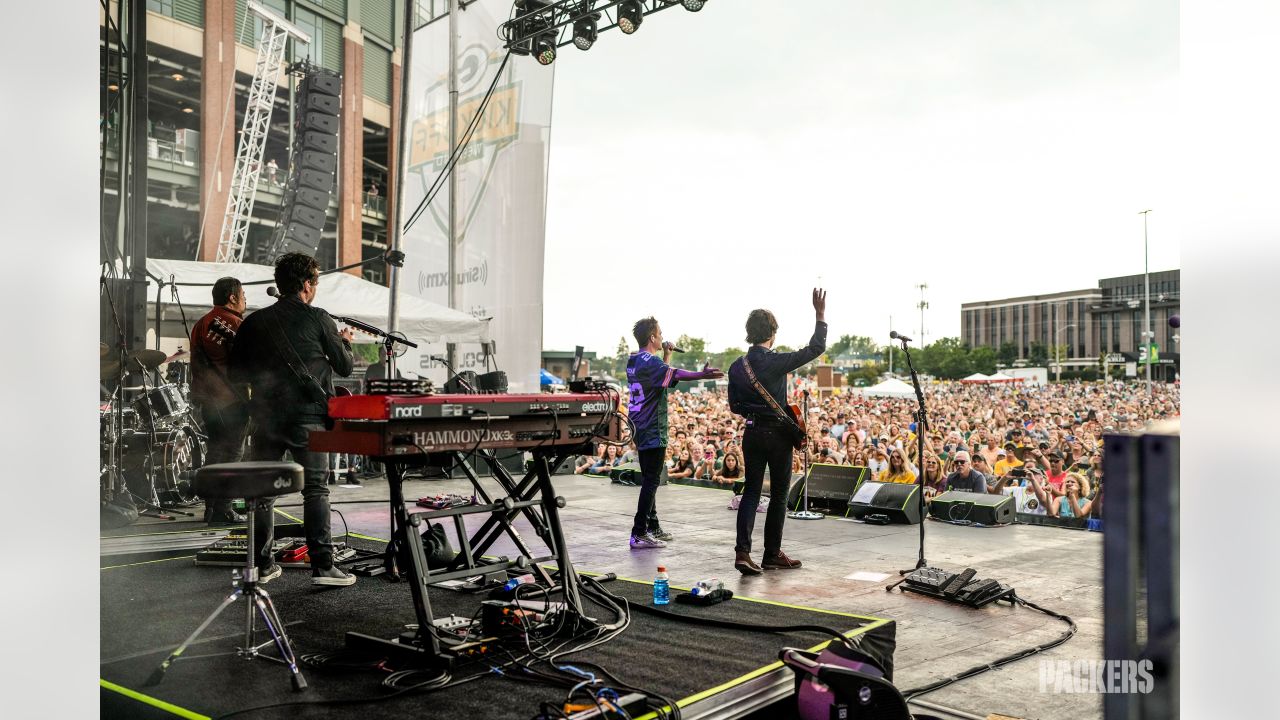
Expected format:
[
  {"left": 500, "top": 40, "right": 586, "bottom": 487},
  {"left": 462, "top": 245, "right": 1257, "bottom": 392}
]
[
  {"left": 534, "top": 32, "right": 557, "bottom": 65},
  {"left": 171, "top": 72, "right": 185, "bottom": 81},
  {"left": 681, "top": 0, "right": 706, "bottom": 10},
  {"left": 618, "top": 0, "right": 643, "bottom": 34},
  {"left": 573, "top": 13, "right": 599, "bottom": 50}
]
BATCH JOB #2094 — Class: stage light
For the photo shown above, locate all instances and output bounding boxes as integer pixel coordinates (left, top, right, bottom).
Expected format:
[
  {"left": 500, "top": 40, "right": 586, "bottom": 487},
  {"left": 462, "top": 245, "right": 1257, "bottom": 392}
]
[
  {"left": 681, "top": 0, "right": 706, "bottom": 10},
  {"left": 618, "top": 0, "right": 643, "bottom": 34},
  {"left": 573, "top": 13, "right": 599, "bottom": 50},
  {"left": 534, "top": 33, "right": 557, "bottom": 65},
  {"left": 171, "top": 72, "right": 185, "bottom": 81}
]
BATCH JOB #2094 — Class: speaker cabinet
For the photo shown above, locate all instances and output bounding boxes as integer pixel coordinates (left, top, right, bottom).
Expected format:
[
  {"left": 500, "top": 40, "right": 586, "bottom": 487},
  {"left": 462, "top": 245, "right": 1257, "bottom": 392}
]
[
  {"left": 266, "top": 67, "right": 341, "bottom": 260},
  {"left": 786, "top": 463, "right": 869, "bottom": 510},
  {"left": 928, "top": 490, "right": 1015, "bottom": 525},
  {"left": 847, "top": 481, "right": 922, "bottom": 524}
]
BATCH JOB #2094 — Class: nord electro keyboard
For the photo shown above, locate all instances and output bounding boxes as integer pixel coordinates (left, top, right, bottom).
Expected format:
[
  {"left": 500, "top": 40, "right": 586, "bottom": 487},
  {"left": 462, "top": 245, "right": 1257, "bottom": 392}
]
[{"left": 309, "top": 392, "right": 621, "bottom": 456}]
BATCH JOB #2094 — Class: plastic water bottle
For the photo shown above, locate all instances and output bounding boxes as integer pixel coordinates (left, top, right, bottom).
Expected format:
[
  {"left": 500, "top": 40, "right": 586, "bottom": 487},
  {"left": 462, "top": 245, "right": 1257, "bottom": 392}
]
[
  {"left": 693, "top": 578, "right": 724, "bottom": 597},
  {"left": 653, "top": 566, "right": 670, "bottom": 605}
]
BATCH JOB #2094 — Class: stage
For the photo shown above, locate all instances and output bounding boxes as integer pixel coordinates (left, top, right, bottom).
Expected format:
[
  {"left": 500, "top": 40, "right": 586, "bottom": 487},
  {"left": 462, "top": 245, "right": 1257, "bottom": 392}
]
[{"left": 101, "top": 471, "right": 1104, "bottom": 720}]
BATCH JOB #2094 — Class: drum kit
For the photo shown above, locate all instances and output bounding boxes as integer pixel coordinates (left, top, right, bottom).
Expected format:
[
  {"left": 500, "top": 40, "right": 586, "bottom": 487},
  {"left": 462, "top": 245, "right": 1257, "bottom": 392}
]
[{"left": 100, "top": 343, "right": 204, "bottom": 517}]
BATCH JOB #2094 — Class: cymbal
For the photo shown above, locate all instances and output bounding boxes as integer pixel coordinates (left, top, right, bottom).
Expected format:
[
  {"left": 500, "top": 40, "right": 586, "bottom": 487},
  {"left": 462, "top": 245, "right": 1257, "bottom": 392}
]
[
  {"left": 99, "top": 357, "right": 121, "bottom": 380},
  {"left": 128, "top": 349, "right": 168, "bottom": 369},
  {"left": 165, "top": 349, "right": 191, "bottom": 363}
]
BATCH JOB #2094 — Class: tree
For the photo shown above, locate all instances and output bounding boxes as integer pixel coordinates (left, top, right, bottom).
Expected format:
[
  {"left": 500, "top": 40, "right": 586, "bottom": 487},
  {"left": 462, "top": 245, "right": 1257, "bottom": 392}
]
[
  {"left": 611, "top": 336, "right": 630, "bottom": 379},
  {"left": 670, "top": 334, "right": 707, "bottom": 370},
  {"left": 1028, "top": 341, "right": 1049, "bottom": 367},
  {"left": 997, "top": 342, "right": 1018, "bottom": 367},
  {"left": 828, "top": 334, "right": 879, "bottom": 359},
  {"left": 970, "top": 346, "right": 998, "bottom": 375}
]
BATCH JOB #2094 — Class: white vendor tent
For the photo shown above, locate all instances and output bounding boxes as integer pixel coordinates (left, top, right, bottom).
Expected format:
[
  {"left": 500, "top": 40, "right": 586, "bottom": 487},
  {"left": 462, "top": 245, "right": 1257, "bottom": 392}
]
[
  {"left": 960, "top": 372, "right": 991, "bottom": 384},
  {"left": 860, "top": 378, "right": 916, "bottom": 398},
  {"left": 985, "top": 372, "right": 1022, "bottom": 384},
  {"left": 143, "top": 258, "right": 489, "bottom": 344}
]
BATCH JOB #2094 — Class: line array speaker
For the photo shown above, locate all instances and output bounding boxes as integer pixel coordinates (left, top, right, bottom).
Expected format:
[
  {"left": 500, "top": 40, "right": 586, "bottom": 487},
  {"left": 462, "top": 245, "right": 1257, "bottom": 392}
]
[{"left": 264, "top": 66, "right": 342, "bottom": 261}]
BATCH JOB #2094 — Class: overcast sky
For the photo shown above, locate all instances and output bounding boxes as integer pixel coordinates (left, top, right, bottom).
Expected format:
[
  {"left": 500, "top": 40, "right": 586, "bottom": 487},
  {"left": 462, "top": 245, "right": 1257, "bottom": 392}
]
[{"left": 541, "top": 0, "right": 1179, "bottom": 356}]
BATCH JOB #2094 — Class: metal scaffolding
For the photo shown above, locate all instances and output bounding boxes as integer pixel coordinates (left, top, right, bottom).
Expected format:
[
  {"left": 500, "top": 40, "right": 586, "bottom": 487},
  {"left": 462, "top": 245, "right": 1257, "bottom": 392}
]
[{"left": 215, "top": 1, "right": 310, "bottom": 263}]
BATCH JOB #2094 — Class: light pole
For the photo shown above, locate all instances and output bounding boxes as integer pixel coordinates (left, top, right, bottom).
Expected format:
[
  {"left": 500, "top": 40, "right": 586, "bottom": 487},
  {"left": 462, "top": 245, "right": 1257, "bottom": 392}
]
[
  {"left": 1139, "top": 209, "right": 1153, "bottom": 394},
  {"left": 916, "top": 283, "right": 929, "bottom": 347},
  {"left": 1055, "top": 323, "right": 1076, "bottom": 383}
]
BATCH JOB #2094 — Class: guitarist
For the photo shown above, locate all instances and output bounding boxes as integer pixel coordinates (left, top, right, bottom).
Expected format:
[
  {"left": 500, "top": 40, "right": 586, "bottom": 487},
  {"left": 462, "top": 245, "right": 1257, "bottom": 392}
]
[{"left": 727, "top": 289, "right": 827, "bottom": 575}]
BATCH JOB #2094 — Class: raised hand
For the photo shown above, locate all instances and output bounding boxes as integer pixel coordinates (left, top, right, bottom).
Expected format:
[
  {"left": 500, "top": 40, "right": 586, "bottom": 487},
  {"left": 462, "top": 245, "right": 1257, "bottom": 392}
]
[
  {"left": 701, "top": 363, "right": 725, "bottom": 380},
  {"left": 812, "top": 288, "right": 827, "bottom": 320}
]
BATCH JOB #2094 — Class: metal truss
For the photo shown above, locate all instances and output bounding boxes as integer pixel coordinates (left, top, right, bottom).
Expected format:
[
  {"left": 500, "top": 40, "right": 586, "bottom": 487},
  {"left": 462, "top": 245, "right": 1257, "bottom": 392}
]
[
  {"left": 215, "top": 1, "right": 311, "bottom": 263},
  {"left": 500, "top": 1, "right": 703, "bottom": 54}
]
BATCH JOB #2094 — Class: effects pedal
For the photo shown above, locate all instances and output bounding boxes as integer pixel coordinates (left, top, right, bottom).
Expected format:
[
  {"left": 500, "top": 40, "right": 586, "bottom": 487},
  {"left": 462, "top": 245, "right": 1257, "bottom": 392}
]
[{"left": 942, "top": 568, "right": 977, "bottom": 596}]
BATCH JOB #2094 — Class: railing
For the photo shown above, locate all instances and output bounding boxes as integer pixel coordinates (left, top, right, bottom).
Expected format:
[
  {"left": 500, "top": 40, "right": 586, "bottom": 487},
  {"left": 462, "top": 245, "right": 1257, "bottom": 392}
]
[{"left": 362, "top": 192, "right": 386, "bottom": 215}]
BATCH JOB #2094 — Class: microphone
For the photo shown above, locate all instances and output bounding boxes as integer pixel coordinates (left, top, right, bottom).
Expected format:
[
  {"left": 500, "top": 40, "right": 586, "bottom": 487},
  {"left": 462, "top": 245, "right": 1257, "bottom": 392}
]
[
  {"left": 267, "top": 286, "right": 280, "bottom": 298},
  {"left": 890, "top": 330, "right": 913, "bottom": 343},
  {"left": 662, "top": 342, "right": 687, "bottom": 353}
]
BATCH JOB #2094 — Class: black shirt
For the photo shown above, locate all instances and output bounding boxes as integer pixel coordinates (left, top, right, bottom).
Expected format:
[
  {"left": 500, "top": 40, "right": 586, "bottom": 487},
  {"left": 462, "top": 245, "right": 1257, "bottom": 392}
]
[
  {"left": 229, "top": 295, "right": 354, "bottom": 425},
  {"left": 727, "top": 320, "right": 827, "bottom": 419}
]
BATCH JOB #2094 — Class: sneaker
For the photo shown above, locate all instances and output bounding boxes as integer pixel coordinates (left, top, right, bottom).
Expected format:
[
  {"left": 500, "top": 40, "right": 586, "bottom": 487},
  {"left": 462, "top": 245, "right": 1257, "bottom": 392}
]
[
  {"left": 257, "top": 563, "right": 283, "bottom": 585},
  {"left": 629, "top": 533, "right": 667, "bottom": 549},
  {"left": 312, "top": 565, "right": 356, "bottom": 587},
  {"left": 649, "top": 529, "right": 674, "bottom": 542}
]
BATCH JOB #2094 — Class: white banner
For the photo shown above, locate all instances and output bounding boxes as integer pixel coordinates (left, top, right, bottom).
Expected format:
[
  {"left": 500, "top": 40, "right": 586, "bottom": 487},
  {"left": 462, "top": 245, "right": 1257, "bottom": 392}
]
[{"left": 399, "top": 0, "right": 553, "bottom": 391}]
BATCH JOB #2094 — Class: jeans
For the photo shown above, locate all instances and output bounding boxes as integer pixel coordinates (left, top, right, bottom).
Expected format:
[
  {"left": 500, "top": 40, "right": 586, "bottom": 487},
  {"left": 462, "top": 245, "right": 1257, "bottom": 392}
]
[
  {"left": 198, "top": 402, "right": 248, "bottom": 515},
  {"left": 737, "top": 425, "right": 794, "bottom": 555},
  {"left": 630, "top": 447, "right": 666, "bottom": 537},
  {"left": 249, "top": 420, "right": 334, "bottom": 570}
]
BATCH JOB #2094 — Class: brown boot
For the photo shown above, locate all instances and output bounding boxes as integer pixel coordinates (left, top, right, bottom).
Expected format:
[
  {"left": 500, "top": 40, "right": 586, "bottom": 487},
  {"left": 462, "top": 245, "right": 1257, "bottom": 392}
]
[
  {"left": 762, "top": 550, "right": 802, "bottom": 569},
  {"left": 734, "top": 551, "right": 763, "bottom": 576}
]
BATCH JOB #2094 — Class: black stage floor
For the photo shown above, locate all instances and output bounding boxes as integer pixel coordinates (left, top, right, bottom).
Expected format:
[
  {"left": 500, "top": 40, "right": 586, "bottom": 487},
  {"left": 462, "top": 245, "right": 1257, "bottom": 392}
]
[
  {"left": 102, "top": 472, "right": 1104, "bottom": 719},
  {"left": 100, "top": 538, "right": 894, "bottom": 720}
]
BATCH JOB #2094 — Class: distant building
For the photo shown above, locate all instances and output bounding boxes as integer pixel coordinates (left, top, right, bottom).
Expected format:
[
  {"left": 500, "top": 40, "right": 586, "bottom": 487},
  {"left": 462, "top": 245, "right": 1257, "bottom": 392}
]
[{"left": 961, "top": 270, "right": 1179, "bottom": 380}]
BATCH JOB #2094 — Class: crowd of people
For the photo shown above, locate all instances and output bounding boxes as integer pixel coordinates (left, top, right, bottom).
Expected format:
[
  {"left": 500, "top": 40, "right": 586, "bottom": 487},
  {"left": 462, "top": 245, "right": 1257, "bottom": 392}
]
[{"left": 573, "top": 377, "right": 1180, "bottom": 522}]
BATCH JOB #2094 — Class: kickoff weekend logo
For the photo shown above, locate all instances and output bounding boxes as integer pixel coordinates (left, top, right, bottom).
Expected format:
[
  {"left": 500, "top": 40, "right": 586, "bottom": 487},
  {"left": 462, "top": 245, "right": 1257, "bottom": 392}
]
[{"left": 1039, "top": 660, "right": 1154, "bottom": 694}]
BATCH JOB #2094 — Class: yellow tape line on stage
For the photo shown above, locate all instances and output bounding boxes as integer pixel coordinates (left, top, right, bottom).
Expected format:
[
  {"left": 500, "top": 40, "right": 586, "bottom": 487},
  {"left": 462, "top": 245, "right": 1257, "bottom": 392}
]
[
  {"left": 101, "top": 555, "right": 195, "bottom": 571},
  {"left": 100, "top": 679, "right": 209, "bottom": 720},
  {"left": 273, "top": 508, "right": 388, "bottom": 544}
]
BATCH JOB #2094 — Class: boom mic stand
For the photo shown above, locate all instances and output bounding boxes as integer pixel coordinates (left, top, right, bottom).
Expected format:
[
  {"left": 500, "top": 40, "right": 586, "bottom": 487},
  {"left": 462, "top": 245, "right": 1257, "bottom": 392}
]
[
  {"left": 895, "top": 335, "right": 930, "bottom": 577},
  {"left": 788, "top": 388, "right": 823, "bottom": 520}
]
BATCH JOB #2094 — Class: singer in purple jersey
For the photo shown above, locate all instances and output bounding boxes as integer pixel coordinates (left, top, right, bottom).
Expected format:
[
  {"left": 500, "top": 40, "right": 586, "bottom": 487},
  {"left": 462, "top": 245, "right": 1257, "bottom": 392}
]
[{"left": 625, "top": 317, "right": 724, "bottom": 549}]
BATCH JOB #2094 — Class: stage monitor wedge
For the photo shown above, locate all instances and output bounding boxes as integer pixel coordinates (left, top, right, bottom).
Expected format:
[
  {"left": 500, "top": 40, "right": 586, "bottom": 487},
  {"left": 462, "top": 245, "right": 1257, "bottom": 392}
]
[
  {"left": 928, "top": 490, "right": 1015, "bottom": 525},
  {"left": 846, "top": 481, "right": 921, "bottom": 524}
]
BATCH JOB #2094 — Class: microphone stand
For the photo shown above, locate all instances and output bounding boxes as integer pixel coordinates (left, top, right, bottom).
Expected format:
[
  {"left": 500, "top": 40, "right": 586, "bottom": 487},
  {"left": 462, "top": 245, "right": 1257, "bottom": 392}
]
[
  {"left": 896, "top": 336, "right": 930, "bottom": 577},
  {"left": 326, "top": 311, "right": 418, "bottom": 380},
  {"left": 788, "top": 388, "right": 823, "bottom": 520}
]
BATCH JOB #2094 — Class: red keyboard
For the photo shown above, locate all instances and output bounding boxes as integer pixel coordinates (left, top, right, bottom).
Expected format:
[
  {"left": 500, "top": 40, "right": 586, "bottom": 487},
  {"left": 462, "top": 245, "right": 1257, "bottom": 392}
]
[{"left": 309, "top": 392, "right": 621, "bottom": 457}]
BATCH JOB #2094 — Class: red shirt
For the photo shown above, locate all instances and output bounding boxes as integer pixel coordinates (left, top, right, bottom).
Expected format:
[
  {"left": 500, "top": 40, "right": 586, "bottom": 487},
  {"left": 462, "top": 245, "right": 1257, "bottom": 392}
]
[
  {"left": 1046, "top": 470, "right": 1068, "bottom": 492},
  {"left": 190, "top": 305, "right": 244, "bottom": 408}
]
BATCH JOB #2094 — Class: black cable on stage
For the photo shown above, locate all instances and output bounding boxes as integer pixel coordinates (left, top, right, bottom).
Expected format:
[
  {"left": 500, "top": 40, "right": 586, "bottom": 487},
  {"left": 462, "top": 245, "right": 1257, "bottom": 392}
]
[{"left": 897, "top": 592, "right": 1077, "bottom": 702}]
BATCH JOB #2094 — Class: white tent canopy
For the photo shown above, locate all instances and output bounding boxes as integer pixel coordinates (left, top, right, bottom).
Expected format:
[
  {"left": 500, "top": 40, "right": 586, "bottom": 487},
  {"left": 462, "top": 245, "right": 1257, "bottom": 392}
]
[
  {"left": 960, "top": 372, "right": 991, "bottom": 383},
  {"left": 860, "top": 378, "right": 916, "bottom": 398},
  {"left": 144, "top": 258, "right": 489, "bottom": 344},
  {"left": 986, "top": 372, "right": 1021, "bottom": 383}
]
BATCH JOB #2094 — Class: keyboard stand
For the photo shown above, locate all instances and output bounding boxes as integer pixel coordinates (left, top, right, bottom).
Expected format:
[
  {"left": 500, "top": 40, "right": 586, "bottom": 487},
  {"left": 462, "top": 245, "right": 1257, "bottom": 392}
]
[{"left": 351, "top": 445, "right": 589, "bottom": 667}]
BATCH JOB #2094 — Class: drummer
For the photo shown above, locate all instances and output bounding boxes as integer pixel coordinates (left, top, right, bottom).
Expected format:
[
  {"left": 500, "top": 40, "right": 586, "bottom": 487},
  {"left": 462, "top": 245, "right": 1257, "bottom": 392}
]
[{"left": 189, "top": 277, "right": 249, "bottom": 525}]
